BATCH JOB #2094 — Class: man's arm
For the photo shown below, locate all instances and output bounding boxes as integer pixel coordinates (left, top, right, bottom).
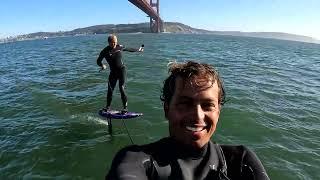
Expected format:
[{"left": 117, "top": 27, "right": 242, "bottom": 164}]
[
  {"left": 122, "top": 44, "right": 144, "bottom": 52},
  {"left": 97, "top": 48, "right": 106, "bottom": 67},
  {"left": 106, "top": 146, "right": 149, "bottom": 180}
]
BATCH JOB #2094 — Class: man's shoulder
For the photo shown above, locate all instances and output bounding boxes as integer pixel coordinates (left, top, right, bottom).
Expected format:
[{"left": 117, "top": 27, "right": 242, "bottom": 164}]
[
  {"left": 122, "top": 138, "right": 168, "bottom": 151},
  {"left": 217, "top": 144, "right": 263, "bottom": 169},
  {"left": 116, "top": 44, "right": 124, "bottom": 50},
  {"left": 100, "top": 46, "right": 111, "bottom": 53},
  {"left": 218, "top": 144, "right": 253, "bottom": 160},
  {"left": 219, "top": 144, "right": 249, "bottom": 153},
  {"left": 115, "top": 138, "right": 170, "bottom": 158},
  {"left": 217, "top": 144, "right": 269, "bottom": 179}
]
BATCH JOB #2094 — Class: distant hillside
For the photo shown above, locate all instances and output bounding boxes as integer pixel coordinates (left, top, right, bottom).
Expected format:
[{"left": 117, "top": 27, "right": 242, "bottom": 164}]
[{"left": 1, "top": 22, "right": 319, "bottom": 44}]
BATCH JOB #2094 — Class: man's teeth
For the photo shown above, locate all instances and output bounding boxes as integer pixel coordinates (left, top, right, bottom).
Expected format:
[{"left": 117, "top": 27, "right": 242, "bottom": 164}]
[{"left": 186, "top": 126, "right": 206, "bottom": 132}]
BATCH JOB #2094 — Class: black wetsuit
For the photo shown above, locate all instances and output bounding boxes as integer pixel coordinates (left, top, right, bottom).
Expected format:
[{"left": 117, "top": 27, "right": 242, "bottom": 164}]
[
  {"left": 97, "top": 45, "right": 139, "bottom": 109},
  {"left": 106, "top": 137, "right": 270, "bottom": 180}
]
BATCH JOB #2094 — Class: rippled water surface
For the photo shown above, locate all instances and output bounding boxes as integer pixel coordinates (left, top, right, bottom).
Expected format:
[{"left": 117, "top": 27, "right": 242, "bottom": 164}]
[{"left": 0, "top": 34, "right": 319, "bottom": 179}]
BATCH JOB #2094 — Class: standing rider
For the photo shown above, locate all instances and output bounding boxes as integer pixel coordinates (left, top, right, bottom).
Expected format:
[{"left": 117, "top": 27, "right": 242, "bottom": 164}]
[{"left": 97, "top": 34, "right": 143, "bottom": 113}]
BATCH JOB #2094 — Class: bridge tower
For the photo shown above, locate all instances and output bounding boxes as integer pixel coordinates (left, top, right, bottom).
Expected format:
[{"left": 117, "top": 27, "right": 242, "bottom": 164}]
[
  {"left": 149, "top": 0, "right": 163, "bottom": 33},
  {"left": 128, "top": 0, "right": 163, "bottom": 33}
]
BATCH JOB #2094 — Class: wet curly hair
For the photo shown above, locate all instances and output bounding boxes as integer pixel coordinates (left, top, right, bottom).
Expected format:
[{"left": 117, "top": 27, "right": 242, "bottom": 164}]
[{"left": 160, "top": 61, "right": 226, "bottom": 106}]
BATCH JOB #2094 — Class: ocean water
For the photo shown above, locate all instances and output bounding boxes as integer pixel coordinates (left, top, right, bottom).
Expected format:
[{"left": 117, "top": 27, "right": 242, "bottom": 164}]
[{"left": 0, "top": 34, "right": 319, "bottom": 179}]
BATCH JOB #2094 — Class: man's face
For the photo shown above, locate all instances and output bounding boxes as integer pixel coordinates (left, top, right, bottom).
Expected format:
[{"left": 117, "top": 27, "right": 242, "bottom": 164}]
[
  {"left": 165, "top": 76, "right": 221, "bottom": 150},
  {"left": 108, "top": 38, "right": 117, "bottom": 49}
]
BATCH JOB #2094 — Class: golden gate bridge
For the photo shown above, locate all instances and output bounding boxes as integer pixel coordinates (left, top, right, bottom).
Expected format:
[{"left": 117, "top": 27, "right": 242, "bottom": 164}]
[{"left": 128, "top": 0, "right": 163, "bottom": 33}]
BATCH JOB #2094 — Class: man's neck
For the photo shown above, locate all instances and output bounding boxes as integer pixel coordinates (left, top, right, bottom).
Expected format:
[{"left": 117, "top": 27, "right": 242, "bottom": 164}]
[{"left": 169, "top": 137, "right": 209, "bottom": 159}]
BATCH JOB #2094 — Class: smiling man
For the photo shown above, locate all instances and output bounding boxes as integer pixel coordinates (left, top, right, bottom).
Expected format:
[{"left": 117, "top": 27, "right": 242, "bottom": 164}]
[
  {"left": 106, "top": 61, "right": 269, "bottom": 180},
  {"left": 163, "top": 63, "right": 222, "bottom": 151}
]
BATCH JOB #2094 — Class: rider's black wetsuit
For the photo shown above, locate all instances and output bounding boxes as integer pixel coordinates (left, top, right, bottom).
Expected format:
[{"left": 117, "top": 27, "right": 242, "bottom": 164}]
[
  {"left": 106, "top": 137, "right": 270, "bottom": 180},
  {"left": 97, "top": 45, "right": 139, "bottom": 109}
]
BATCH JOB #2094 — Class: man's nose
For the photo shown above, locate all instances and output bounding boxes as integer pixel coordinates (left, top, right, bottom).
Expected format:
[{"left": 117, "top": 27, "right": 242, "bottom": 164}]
[{"left": 190, "top": 104, "right": 205, "bottom": 121}]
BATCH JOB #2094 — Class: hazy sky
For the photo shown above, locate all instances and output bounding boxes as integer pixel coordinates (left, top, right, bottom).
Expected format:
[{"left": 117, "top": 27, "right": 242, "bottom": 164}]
[{"left": 1, "top": 0, "right": 319, "bottom": 39}]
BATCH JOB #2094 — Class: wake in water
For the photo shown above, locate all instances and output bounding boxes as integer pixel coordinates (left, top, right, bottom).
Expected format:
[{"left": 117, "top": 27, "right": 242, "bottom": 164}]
[{"left": 70, "top": 113, "right": 109, "bottom": 126}]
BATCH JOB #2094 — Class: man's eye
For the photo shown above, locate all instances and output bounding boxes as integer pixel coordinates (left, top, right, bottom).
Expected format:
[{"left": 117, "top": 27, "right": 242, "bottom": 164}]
[
  {"left": 202, "top": 103, "right": 216, "bottom": 111},
  {"left": 177, "top": 101, "right": 188, "bottom": 105},
  {"left": 176, "top": 101, "right": 190, "bottom": 108}
]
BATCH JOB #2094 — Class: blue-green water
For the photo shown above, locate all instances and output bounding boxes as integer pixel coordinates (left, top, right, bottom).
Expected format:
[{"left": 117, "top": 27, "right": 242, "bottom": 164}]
[{"left": 0, "top": 34, "right": 319, "bottom": 179}]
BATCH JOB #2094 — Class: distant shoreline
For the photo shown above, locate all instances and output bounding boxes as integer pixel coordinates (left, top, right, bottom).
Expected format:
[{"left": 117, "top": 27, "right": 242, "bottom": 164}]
[{"left": 1, "top": 22, "right": 319, "bottom": 44}]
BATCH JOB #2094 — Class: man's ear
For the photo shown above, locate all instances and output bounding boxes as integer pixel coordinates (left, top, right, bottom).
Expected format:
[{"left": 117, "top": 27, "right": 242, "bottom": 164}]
[{"left": 164, "top": 102, "right": 169, "bottom": 119}]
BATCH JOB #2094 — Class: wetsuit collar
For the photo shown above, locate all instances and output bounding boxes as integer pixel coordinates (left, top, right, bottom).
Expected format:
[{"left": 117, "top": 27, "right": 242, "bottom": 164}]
[{"left": 168, "top": 137, "right": 209, "bottom": 159}]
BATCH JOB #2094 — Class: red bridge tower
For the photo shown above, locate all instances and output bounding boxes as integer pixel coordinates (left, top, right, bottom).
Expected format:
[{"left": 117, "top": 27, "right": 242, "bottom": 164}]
[{"left": 128, "top": 0, "right": 163, "bottom": 33}]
